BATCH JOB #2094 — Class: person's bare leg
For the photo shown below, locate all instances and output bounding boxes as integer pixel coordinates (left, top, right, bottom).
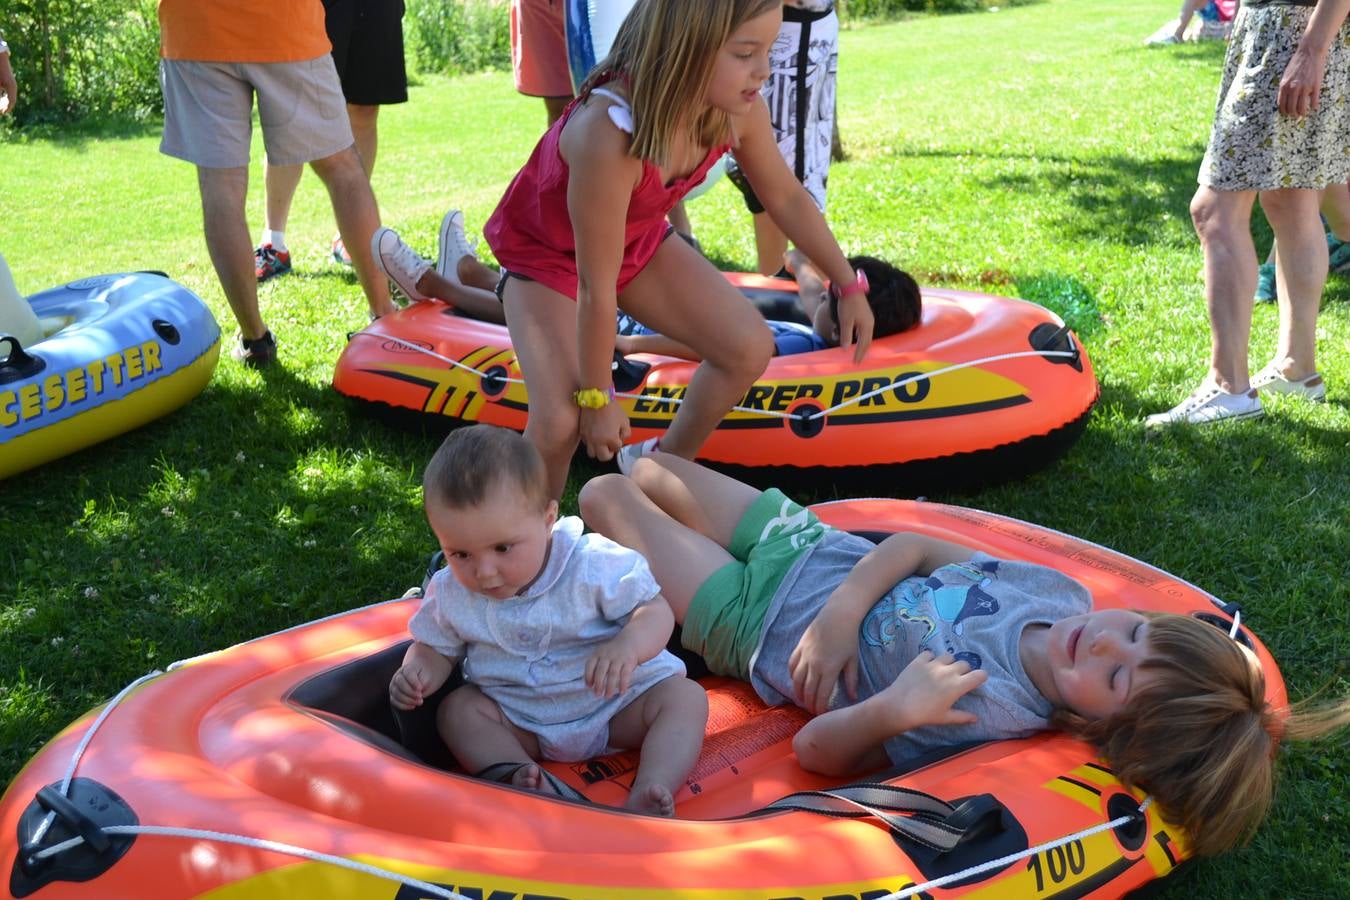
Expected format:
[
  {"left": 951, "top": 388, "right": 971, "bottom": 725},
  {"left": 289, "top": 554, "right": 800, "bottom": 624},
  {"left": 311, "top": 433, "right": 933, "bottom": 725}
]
[
  {"left": 618, "top": 237, "right": 774, "bottom": 459},
  {"left": 412, "top": 268, "right": 506, "bottom": 324},
  {"left": 752, "top": 212, "right": 789, "bottom": 276},
  {"left": 1260, "top": 187, "right": 1327, "bottom": 380},
  {"left": 1190, "top": 185, "right": 1259, "bottom": 392},
  {"left": 438, "top": 685, "right": 556, "bottom": 795},
  {"left": 502, "top": 280, "right": 582, "bottom": 499},
  {"left": 607, "top": 677, "right": 708, "bottom": 816},
  {"left": 1175, "top": 0, "right": 1207, "bottom": 39},
  {"left": 1322, "top": 180, "right": 1350, "bottom": 242},
  {"left": 309, "top": 146, "right": 397, "bottom": 318},
  {"left": 198, "top": 166, "right": 267, "bottom": 340},
  {"left": 262, "top": 158, "right": 303, "bottom": 238},
  {"left": 579, "top": 458, "right": 761, "bottom": 620},
  {"left": 543, "top": 95, "right": 571, "bottom": 127},
  {"left": 347, "top": 103, "right": 379, "bottom": 176}
]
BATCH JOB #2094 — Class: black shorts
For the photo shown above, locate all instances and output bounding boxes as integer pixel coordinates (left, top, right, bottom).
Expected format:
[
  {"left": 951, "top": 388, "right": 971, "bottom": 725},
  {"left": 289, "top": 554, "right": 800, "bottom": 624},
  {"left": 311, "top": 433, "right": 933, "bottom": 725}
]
[{"left": 323, "top": 0, "right": 409, "bottom": 106}]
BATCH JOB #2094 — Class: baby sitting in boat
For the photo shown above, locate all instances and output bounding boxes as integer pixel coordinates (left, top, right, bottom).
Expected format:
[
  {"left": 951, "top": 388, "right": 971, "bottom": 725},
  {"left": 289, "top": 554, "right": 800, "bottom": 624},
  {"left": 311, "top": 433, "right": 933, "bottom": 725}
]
[{"left": 389, "top": 425, "right": 707, "bottom": 815}]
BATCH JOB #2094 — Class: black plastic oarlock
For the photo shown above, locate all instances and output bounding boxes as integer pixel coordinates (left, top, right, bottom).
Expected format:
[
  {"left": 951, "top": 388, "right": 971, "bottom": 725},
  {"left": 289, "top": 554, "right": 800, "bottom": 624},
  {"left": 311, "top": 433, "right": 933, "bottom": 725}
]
[{"left": 10, "top": 778, "right": 138, "bottom": 898}]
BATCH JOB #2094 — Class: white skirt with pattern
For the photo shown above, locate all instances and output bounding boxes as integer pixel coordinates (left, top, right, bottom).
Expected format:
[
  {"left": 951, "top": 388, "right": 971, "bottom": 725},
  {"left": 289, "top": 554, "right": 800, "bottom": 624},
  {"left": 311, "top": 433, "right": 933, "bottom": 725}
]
[{"left": 1199, "top": 4, "right": 1350, "bottom": 191}]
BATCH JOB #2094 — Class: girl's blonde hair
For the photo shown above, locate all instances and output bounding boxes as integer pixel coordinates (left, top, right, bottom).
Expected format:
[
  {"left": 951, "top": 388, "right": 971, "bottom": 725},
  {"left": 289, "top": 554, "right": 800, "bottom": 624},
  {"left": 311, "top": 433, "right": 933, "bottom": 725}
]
[
  {"left": 579, "top": 0, "right": 780, "bottom": 168},
  {"left": 1054, "top": 613, "right": 1350, "bottom": 858}
]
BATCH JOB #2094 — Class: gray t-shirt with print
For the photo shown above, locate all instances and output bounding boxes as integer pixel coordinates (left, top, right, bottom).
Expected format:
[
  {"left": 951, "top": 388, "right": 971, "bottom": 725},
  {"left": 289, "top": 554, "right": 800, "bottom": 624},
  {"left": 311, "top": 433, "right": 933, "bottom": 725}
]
[{"left": 749, "top": 535, "right": 1091, "bottom": 766}]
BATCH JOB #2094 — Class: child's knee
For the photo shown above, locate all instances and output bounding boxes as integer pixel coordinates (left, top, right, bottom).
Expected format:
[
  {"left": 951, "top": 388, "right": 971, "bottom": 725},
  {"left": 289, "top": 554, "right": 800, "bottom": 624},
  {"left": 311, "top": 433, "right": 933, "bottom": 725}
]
[
  {"left": 578, "top": 472, "right": 630, "bottom": 522},
  {"left": 438, "top": 683, "right": 494, "bottom": 727},
  {"left": 668, "top": 677, "right": 709, "bottom": 724},
  {"left": 526, "top": 409, "right": 581, "bottom": 454}
]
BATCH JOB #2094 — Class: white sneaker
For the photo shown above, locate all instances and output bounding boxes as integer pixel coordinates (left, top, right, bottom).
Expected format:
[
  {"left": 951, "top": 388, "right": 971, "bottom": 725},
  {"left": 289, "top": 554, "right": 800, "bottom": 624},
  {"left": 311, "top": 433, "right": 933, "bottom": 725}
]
[
  {"left": 1145, "top": 382, "right": 1263, "bottom": 427},
  {"left": 372, "top": 227, "right": 430, "bottom": 302},
  {"left": 436, "top": 209, "right": 478, "bottom": 289},
  {"left": 1250, "top": 364, "right": 1326, "bottom": 402},
  {"left": 616, "top": 438, "right": 660, "bottom": 475}
]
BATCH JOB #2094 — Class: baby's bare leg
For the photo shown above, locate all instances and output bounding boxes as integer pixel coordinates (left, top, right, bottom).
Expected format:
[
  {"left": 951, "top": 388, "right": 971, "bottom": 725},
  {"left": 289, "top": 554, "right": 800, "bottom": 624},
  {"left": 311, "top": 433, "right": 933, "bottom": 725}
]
[
  {"left": 437, "top": 684, "right": 554, "bottom": 794},
  {"left": 607, "top": 676, "right": 708, "bottom": 816}
]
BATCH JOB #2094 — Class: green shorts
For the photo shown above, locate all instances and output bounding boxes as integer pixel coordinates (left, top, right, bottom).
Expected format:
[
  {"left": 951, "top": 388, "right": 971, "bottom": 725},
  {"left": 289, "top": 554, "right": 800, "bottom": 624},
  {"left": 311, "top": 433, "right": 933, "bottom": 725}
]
[{"left": 682, "top": 489, "right": 830, "bottom": 679}]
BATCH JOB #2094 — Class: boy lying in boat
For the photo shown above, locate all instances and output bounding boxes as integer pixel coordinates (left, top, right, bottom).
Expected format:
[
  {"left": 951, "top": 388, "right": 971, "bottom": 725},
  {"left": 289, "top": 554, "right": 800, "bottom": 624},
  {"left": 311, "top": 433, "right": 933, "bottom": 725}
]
[
  {"left": 388, "top": 425, "right": 708, "bottom": 815},
  {"left": 370, "top": 214, "right": 920, "bottom": 359},
  {"left": 578, "top": 452, "right": 1350, "bottom": 855},
  {"left": 615, "top": 251, "right": 921, "bottom": 359}
]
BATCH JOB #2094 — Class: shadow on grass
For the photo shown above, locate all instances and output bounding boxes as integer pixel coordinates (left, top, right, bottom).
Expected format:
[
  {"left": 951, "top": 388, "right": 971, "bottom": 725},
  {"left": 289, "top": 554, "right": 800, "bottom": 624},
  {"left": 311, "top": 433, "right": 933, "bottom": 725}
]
[
  {"left": 0, "top": 117, "right": 162, "bottom": 149},
  {"left": 980, "top": 149, "right": 1209, "bottom": 248}
]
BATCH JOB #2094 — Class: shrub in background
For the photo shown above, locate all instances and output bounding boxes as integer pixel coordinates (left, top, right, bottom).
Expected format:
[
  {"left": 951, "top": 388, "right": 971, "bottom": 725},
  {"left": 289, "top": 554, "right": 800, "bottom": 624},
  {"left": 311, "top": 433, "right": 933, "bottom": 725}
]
[
  {"left": 6, "top": 0, "right": 162, "bottom": 125},
  {"left": 404, "top": 0, "right": 511, "bottom": 77}
]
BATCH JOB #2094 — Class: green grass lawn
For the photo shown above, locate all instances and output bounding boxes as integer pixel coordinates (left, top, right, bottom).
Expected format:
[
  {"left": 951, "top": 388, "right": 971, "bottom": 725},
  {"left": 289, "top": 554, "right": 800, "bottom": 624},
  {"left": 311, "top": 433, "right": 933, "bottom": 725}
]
[{"left": 2, "top": 0, "right": 1347, "bottom": 894}]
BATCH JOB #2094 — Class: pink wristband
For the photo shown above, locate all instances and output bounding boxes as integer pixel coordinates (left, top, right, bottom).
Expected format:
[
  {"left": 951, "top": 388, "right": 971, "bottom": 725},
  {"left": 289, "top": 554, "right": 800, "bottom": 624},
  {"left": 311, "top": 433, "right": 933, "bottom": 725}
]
[{"left": 830, "top": 268, "right": 870, "bottom": 301}]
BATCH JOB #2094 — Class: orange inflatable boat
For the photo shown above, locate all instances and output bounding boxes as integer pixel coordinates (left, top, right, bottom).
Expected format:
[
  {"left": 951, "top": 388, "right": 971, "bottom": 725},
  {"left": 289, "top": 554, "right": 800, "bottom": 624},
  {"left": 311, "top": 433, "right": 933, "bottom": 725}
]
[
  {"left": 332, "top": 274, "right": 1098, "bottom": 486},
  {"left": 2, "top": 501, "right": 1280, "bottom": 899}
]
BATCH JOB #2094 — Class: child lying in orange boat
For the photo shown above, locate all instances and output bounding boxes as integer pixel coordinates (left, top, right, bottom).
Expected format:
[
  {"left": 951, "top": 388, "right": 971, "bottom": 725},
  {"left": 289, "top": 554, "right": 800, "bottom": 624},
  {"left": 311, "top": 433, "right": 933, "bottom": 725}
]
[
  {"left": 616, "top": 250, "right": 921, "bottom": 359},
  {"left": 579, "top": 453, "right": 1350, "bottom": 855}
]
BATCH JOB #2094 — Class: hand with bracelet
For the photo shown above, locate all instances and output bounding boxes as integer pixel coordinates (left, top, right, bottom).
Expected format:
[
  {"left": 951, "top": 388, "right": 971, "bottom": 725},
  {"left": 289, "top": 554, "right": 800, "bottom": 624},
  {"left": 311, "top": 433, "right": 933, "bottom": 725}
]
[
  {"left": 575, "top": 384, "right": 631, "bottom": 463},
  {"left": 830, "top": 267, "right": 874, "bottom": 364}
]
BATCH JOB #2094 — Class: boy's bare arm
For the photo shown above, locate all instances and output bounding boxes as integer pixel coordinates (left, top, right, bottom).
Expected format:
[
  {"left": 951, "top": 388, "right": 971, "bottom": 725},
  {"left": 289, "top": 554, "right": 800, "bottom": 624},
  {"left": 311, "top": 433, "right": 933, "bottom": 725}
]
[
  {"left": 791, "top": 533, "right": 978, "bottom": 713},
  {"left": 793, "top": 651, "right": 987, "bottom": 776}
]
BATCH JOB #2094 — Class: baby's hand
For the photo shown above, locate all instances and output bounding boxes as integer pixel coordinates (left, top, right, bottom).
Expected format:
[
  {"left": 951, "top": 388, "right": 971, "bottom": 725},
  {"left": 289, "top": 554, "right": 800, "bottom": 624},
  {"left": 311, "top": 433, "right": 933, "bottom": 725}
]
[
  {"left": 390, "top": 662, "right": 433, "bottom": 711},
  {"left": 586, "top": 638, "right": 639, "bottom": 699},
  {"left": 880, "top": 650, "right": 988, "bottom": 731}
]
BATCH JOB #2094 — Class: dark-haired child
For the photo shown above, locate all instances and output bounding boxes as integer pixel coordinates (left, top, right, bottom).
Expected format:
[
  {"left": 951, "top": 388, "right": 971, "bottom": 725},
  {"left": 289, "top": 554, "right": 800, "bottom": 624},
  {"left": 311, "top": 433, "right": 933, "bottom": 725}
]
[{"left": 616, "top": 252, "right": 920, "bottom": 359}]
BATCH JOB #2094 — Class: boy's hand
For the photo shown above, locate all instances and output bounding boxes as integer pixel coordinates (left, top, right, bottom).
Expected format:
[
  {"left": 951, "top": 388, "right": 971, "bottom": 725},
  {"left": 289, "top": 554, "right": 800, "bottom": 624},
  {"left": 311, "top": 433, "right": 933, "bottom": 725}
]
[
  {"left": 586, "top": 636, "right": 640, "bottom": 698},
  {"left": 389, "top": 662, "right": 435, "bottom": 710},
  {"left": 389, "top": 644, "right": 455, "bottom": 711},
  {"left": 789, "top": 604, "right": 861, "bottom": 714},
  {"left": 879, "top": 650, "right": 988, "bottom": 731}
]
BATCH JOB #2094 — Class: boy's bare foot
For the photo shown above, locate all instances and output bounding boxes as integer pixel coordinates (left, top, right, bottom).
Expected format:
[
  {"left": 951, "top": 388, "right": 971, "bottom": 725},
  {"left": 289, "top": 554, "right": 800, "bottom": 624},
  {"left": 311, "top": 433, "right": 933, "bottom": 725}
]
[
  {"left": 782, "top": 248, "right": 809, "bottom": 277},
  {"left": 509, "top": 763, "right": 559, "bottom": 797},
  {"left": 626, "top": 783, "right": 675, "bottom": 817}
]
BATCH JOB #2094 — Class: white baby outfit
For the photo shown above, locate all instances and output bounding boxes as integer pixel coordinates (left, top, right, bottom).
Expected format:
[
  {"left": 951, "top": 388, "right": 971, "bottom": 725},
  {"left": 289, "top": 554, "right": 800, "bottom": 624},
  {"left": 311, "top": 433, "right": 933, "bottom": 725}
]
[{"left": 409, "top": 516, "right": 685, "bottom": 761}]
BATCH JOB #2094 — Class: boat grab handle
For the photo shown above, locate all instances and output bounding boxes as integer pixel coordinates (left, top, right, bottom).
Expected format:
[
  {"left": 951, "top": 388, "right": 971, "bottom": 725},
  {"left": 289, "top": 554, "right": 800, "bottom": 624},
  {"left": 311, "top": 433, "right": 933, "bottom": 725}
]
[
  {"left": 0, "top": 334, "right": 45, "bottom": 383},
  {"left": 764, "top": 783, "right": 999, "bottom": 853}
]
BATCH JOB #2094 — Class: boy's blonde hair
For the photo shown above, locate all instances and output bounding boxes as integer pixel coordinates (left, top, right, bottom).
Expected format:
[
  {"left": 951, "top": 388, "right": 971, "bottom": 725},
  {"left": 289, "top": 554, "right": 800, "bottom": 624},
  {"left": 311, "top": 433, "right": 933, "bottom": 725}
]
[
  {"left": 580, "top": 0, "right": 780, "bottom": 168},
  {"left": 423, "top": 425, "right": 551, "bottom": 512},
  {"left": 1055, "top": 613, "right": 1350, "bottom": 857}
]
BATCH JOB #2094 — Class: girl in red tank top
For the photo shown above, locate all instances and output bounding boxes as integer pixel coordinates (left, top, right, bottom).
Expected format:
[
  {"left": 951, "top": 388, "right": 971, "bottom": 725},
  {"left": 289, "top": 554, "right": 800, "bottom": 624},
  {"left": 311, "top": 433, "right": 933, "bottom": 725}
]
[{"left": 486, "top": 0, "right": 873, "bottom": 499}]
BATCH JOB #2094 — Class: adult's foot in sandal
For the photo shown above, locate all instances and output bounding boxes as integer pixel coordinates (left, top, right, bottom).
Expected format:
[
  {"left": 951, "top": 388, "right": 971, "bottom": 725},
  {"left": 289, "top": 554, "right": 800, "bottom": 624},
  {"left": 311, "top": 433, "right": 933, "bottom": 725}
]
[{"left": 626, "top": 783, "right": 675, "bottom": 817}]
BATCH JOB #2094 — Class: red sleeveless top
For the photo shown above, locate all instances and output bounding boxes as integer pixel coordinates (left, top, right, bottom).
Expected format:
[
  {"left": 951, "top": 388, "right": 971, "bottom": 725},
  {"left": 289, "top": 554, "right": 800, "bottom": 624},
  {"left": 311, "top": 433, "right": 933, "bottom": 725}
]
[{"left": 484, "top": 81, "right": 730, "bottom": 300}]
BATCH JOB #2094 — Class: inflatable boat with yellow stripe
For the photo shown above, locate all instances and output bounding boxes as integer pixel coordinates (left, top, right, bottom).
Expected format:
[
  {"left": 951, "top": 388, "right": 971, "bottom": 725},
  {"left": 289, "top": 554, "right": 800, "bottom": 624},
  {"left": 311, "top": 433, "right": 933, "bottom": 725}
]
[
  {"left": 0, "top": 273, "right": 219, "bottom": 480},
  {"left": 332, "top": 274, "right": 1098, "bottom": 488},
  {"left": 2, "top": 499, "right": 1280, "bottom": 899}
]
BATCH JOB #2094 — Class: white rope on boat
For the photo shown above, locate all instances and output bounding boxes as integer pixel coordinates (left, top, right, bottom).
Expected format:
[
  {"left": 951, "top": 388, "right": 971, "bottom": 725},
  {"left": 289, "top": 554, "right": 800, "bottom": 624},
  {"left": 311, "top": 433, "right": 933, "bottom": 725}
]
[
  {"left": 27, "top": 670, "right": 165, "bottom": 849},
  {"left": 26, "top": 659, "right": 1159, "bottom": 900},
  {"left": 877, "top": 797, "right": 1154, "bottom": 899},
  {"left": 350, "top": 331, "right": 1079, "bottom": 423},
  {"left": 24, "top": 663, "right": 469, "bottom": 900},
  {"left": 28, "top": 826, "right": 467, "bottom": 900}
]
